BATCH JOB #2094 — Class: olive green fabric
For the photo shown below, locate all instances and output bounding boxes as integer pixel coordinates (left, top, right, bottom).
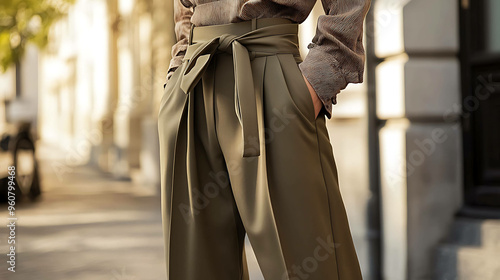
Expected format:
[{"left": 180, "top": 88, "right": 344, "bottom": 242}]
[{"left": 158, "top": 18, "right": 362, "bottom": 280}]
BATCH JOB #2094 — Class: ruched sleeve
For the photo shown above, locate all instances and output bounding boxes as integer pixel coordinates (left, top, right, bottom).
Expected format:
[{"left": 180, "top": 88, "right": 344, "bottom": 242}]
[{"left": 298, "top": 0, "right": 371, "bottom": 118}]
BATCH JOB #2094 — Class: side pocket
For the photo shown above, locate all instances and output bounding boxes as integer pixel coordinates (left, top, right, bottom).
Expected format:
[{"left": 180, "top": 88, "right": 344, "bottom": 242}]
[{"left": 277, "top": 54, "right": 316, "bottom": 122}]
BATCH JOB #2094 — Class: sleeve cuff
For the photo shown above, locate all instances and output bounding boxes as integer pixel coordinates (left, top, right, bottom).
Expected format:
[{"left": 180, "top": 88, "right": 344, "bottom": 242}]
[{"left": 298, "top": 44, "right": 364, "bottom": 119}]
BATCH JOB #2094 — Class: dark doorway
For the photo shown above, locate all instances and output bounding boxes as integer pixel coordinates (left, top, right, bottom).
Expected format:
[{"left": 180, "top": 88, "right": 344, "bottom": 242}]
[{"left": 460, "top": 0, "right": 500, "bottom": 211}]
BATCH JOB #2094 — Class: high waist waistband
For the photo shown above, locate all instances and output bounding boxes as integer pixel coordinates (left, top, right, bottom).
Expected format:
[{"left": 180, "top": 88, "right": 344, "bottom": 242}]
[
  {"left": 178, "top": 18, "right": 302, "bottom": 158},
  {"left": 189, "top": 18, "right": 295, "bottom": 44},
  {"left": 183, "top": 18, "right": 301, "bottom": 63}
]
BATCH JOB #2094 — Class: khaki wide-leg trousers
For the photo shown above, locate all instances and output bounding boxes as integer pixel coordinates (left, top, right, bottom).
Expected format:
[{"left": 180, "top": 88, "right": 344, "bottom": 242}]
[{"left": 158, "top": 18, "right": 362, "bottom": 280}]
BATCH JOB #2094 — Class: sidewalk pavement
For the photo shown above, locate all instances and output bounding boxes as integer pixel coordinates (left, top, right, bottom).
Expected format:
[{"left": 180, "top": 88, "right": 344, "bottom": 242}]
[{"left": 0, "top": 142, "right": 263, "bottom": 280}]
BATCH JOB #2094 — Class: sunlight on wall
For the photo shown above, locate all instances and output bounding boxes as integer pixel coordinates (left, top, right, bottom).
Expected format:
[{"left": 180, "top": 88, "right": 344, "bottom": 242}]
[
  {"left": 379, "top": 118, "right": 410, "bottom": 280},
  {"left": 374, "top": 0, "right": 407, "bottom": 57},
  {"left": 376, "top": 55, "right": 408, "bottom": 119},
  {"left": 118, "top": 0, "right": 134, "bottom": 16},
  {"left": 39, "top": 0, "right": 110, "bottom": 164}
]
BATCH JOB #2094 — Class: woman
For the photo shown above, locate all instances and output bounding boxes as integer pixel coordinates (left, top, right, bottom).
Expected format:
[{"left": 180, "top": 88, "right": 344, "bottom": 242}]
[{"left": 158, "top": 0, "right": 371, "bottom": 279}]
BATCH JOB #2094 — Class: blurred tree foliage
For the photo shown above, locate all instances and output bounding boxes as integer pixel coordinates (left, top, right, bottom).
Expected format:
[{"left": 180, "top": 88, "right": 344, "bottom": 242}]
[{"left": 0, "top": 0, "right": 75, "bottom": 72}]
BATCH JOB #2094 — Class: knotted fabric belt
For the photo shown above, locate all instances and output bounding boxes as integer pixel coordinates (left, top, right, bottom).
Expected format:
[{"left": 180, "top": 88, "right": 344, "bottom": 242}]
[{"left": 177, "top": 18, "right": 302, "bottom": 157}]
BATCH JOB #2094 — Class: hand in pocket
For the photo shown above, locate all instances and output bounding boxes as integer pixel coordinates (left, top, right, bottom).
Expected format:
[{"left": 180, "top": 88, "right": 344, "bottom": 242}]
[{"left": 301, "top": 74, "right": 323, "bottom": 119}]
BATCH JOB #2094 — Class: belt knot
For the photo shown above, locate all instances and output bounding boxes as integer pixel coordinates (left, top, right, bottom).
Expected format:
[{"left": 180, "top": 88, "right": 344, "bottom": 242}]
[
  {"left": 177, "top": 21, "right": 300, "bottom": 158},
  {"left": 217, "top": 34, "right": 238, "bottom": 53}
]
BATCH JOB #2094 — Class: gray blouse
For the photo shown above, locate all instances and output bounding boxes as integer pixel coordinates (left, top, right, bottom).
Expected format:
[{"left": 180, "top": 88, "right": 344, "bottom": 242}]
[{"left": 168, "top": 0, "right": 371, "bottom": 118}]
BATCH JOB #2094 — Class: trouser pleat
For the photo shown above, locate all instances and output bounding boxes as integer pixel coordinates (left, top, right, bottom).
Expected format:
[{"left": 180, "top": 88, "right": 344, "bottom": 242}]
[{"left": 158, "top": 19, "right": 363, "bottom": 280}]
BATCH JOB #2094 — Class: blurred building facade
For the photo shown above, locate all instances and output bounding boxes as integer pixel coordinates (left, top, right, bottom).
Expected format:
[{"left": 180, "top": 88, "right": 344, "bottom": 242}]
[
  {"left": 28, "top": 0, "right": 175, "bottom": 186},
  {"left": 370, "top": 0, "right": 500, "bottom": 279},
  {"left": 1, "top": 0, "right": 499, "bottom": 279}
]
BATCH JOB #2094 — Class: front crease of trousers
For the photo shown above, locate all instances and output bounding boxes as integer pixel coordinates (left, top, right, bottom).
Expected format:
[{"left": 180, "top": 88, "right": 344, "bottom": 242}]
[{"left": 158, "top": 18, "right": 362, "bottom": 280}]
